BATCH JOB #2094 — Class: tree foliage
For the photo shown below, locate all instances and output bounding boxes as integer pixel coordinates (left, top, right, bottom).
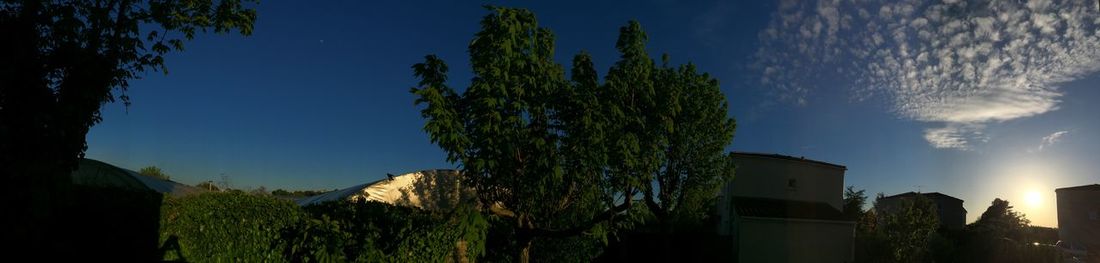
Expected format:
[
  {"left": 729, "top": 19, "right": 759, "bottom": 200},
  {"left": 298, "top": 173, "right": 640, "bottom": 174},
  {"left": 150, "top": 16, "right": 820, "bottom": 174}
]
[
  {"left": 843, "top": 186, "right": 867, "bottom": 221},
  {"left": 412, "top": 6, "right": 629, "bottom": 261},
  {"left": 196, "top": 181, "right": 221, "bottom": 192},
  {"left": 139, "top": 166, "right": 170, "bottom": 180},
  {"left": 411, "top": 6, "right": 735, "bottom": 261},
  {"left": 0, "top": 0, "right": 257, "bottom": 252},
  {"left": 878, "top": 194, "right": 940, "bottom": 263},
  {"left": 968, "top": 198, "right": 1030, "bottom": 241}
]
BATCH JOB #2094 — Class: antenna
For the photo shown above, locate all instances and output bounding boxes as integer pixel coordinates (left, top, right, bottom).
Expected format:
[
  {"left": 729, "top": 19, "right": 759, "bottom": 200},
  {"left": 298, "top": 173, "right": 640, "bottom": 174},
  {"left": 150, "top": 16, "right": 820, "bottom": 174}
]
[{"left": 914, "top": 185, "right": 925, "bottom": 193}]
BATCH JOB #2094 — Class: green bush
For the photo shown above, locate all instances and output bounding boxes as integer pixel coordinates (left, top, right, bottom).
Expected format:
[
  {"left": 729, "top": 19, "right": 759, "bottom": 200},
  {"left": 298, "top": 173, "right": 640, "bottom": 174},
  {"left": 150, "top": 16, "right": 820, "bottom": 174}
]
[
  {"left": 296, "top": 201, "right": 488, "bottom": 262},
  {"left": 159, "top": 192, "right": 304, "bottom": 262},
  {"left": 158, "top": 193, "right": 492, "bottom": 262}
]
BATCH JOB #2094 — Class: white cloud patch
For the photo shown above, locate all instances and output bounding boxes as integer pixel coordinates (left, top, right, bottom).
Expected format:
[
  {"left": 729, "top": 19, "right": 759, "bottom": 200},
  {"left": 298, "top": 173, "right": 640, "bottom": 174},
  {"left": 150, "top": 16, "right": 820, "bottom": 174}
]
[
  {"left": 924, "top": 124, "right": 988, "bottom": 150},
  {"left": 754, "top": 0, "right": 1100, "bottom": 150},
  {"left": 1030, "top": 130, "right": 1070, "bottom": 153}
]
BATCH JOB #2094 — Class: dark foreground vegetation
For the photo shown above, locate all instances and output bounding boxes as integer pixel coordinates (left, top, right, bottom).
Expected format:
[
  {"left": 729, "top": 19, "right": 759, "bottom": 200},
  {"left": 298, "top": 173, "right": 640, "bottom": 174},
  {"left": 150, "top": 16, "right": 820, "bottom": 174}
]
[
  {"left": 844, "top": 188, "right": 1068, "bottom": 263},
  {"left": 1, "top": 0, "right": 1084, "bottom": 262}
]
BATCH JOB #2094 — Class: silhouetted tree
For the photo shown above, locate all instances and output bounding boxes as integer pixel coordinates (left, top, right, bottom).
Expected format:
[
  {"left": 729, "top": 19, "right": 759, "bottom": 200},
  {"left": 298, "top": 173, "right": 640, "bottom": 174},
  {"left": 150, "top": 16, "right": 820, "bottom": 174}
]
[
  {"left": 0, "top": 0, "right": 256, "bottom": 253},
  {"left": 843, "top": 186, "right": 868, "bottom": 221},
  {"left": 139, "top": 166, "right": 170, "bottom": 180},
  {"left": 955, "top": 199, "right": 1040, "bottom": 263},
  {"left": 969, "top": 198, "right": 1030, "bottom": 241}
]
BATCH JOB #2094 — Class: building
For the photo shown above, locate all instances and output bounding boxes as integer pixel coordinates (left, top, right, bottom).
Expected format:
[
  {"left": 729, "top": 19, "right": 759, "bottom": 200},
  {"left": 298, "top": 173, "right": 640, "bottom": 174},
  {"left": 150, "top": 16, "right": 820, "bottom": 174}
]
[
  {"left": 875, "top": 192, "right": 966, "bottom": 231},
  {"left": 297, "top": 169, "right": 475, "bottom": 211},
  {"left": 1056, "top": 184, "right": 1100, "bottom": 260},
  {"left": 716, "top": 152, "right": 854, "bottom": 263}
]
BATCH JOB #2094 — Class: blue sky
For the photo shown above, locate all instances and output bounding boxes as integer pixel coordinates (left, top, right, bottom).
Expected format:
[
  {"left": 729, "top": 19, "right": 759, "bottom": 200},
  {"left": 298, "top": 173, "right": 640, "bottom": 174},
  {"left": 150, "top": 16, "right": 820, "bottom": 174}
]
[{"left": 86, "top": 0, "right": 1100, "bottom": 227}]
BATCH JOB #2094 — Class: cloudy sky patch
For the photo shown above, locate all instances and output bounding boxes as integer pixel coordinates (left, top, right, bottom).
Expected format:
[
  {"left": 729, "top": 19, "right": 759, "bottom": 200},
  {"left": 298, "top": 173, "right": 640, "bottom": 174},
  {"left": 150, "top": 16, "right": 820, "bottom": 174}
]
[{"left": 754, "top": 0, "right": 1100, "bottom": 150}]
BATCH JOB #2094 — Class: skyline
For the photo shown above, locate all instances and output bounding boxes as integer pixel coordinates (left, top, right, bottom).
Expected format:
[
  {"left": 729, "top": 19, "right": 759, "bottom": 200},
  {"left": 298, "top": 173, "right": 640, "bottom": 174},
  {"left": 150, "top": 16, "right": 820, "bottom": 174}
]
[{"left": 83, "top": 0, "right": 1100, "bottom": 227}]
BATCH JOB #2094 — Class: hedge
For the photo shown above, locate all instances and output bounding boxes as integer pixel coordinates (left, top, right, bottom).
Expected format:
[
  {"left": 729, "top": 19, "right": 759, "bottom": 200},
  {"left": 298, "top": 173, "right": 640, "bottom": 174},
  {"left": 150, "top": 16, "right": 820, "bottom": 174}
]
[
  {"left": 157, "top": 193, "right": 489, "bottom": 262},
  {"left": 159, "top": 192, "right": 303, "bottom": 262}
]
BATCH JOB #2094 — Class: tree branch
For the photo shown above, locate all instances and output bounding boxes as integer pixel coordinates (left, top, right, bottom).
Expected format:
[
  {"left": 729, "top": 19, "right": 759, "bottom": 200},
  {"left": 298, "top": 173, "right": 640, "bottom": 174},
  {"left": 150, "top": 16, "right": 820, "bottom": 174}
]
[{"left": 525, "top": 191, "right": 633, "bottom": 239}]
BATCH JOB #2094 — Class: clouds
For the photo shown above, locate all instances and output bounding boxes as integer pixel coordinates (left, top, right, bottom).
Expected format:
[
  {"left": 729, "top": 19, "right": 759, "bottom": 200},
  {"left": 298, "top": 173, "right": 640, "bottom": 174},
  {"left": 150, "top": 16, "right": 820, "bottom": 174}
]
[
  {"left": 754, "top": 0, "right": 1100, "bottom": 150},
  {"left": 1030, "top": 130, "right": 1070, "bottom": 153}
]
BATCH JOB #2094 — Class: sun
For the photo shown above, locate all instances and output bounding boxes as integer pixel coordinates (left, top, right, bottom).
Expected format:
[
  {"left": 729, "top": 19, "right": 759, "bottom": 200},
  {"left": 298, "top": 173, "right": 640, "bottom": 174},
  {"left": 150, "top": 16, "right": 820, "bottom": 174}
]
[{"left": 1024, "top": 191, "right": 1042, "bottom": 207}]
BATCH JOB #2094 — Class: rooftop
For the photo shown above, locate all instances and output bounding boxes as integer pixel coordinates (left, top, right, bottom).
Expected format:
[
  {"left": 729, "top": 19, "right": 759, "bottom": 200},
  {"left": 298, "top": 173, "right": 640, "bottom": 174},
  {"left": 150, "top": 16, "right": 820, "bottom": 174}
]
[
  {"left": 1055, "top": 184, "right": 1100, "bottom": 192},
  {"left": 730, "top": 152, "right": 847, "bottom": 170},
  {"left": 881, "top": 192, "right": 964, "bottom": 202}
]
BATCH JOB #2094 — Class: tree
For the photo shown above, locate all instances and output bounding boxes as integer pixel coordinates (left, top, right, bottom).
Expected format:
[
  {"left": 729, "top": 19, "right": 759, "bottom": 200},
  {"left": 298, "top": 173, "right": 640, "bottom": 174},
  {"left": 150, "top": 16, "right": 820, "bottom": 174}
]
[
  {"left": 878, "top": 194, "right": 940, "bottom": 263},
  {"left": 969, "top": 198, "right": 1030, "bottom": 240},
  {"left": 413, "top": 7, "right": 737, "bottom": 261},
  {"left": 196, "top": 181, "right": 221, "bottom": 192},
  {"left": 843, "top": 186, "right": 868, "bottom": 221},
  {"left": 956, "top": 199, "right": 1035, "bottom": 262},
  {"left": 413, "top": 7, "right": 645, "bottom": 262},
  {"left": 139, "top": 166, "right": 170, "bottom": 180},
  {"left": 636, "top": 31, "right": 737, "bottom": 232},
  {"left": 250, "top": 186, "right": 269, "bottom": 196},
  {"left": 1, "top": 0, "right": 257, "bottom": 252}
]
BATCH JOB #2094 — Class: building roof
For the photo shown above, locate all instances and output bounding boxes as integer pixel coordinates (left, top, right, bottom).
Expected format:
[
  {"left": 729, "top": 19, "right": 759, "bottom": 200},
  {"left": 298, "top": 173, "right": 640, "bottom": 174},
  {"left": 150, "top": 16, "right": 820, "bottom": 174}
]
[
  {"left": 73, "top": 159, "right": 207, "bottom": 197},
  {"left": 731, "top": 196, "right": 848, "bottom": 221},
  {"left": 296, "top": 169, "right": 474, "bottom": 210},
  {"left": 1055, "top": 184, "right": 1100, "bottom": 192},
  {"left": 881, "top": 192, "right": 963, "bottom": 202},
  {"left": 730, "top": 152, "right": 847, "bottom": 170}
]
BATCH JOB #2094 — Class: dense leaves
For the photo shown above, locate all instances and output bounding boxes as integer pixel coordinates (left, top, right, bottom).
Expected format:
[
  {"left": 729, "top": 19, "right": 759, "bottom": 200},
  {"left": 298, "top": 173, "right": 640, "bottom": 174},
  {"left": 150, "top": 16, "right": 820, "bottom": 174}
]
[
  {"left": 160, "top": 192, "right": 302, "bottom": 262},
  {"left": 139, "top": 166, "right": 170, "bottom": 180},
  {"left": 411, "top": 6, "right": 736, "bottom": 261},
  {"left": 0, "top": 0, "right": 257, "bottom": 253},
  {"left": 158, "top": 193, "right": 488, "bottom": 262}
]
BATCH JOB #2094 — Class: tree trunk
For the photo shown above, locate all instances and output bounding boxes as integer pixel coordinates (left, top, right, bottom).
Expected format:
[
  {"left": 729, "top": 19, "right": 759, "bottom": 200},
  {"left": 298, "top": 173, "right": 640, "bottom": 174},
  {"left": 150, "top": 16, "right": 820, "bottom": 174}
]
[{"left": 519, "top": 240, "right": 532, "bottom": 263}]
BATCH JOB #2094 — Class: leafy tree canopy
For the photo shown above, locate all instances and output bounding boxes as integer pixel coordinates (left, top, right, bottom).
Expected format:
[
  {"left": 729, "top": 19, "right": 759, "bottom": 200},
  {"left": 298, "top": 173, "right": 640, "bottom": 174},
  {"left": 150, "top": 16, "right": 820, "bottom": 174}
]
[
  {"left": 411, "top": 6, "right": 735, "bottom": 261},
  {"left": 139, "top": 166, "right": 170, "bottom": 180}
]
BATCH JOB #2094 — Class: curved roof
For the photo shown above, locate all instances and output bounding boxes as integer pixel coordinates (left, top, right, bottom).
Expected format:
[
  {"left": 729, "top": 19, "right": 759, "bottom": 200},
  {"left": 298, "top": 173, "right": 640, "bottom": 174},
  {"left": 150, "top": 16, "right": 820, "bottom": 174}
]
[
  {"left": 296, "top": 169, "right": 475, "bottom": 211},
  {"left": 72, "top": 159, "right": 207, "bottom": 197}
]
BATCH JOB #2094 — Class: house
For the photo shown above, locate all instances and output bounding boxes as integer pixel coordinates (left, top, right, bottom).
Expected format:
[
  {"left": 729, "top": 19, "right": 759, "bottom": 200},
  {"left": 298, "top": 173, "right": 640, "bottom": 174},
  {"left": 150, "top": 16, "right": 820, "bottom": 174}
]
[
  {"left": 1056, "top": 184, "right": 1100, "bottom": 259},
  {"left": 875, "top": 192, "right": 966, "bottom": 231},
  {"left": 716, "top": 152, "right": 855, "bottom": 263}
]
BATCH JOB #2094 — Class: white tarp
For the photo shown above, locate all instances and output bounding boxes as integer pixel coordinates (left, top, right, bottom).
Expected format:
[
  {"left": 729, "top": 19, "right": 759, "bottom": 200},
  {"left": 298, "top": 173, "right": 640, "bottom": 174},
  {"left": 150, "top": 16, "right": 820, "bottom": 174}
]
[{"left": 296, "top": 169, "right": 475, "bottom": 211}]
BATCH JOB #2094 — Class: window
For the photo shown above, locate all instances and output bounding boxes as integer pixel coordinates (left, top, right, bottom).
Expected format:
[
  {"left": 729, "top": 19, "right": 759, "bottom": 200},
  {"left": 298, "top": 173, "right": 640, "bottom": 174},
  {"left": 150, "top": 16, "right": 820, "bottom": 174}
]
[{"left": 787, "top": 178, "right": 797, "bottom": 189}]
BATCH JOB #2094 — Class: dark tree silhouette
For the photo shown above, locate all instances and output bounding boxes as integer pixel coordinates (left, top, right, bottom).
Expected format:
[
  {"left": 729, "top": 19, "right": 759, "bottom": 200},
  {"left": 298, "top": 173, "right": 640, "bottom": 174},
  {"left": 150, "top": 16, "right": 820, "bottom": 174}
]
[
  {"left": 0, "top": 0, "right": 256, "bottom": 255},
  {"left": 843, "top": 186, "right": 868, "bottom": 221}
]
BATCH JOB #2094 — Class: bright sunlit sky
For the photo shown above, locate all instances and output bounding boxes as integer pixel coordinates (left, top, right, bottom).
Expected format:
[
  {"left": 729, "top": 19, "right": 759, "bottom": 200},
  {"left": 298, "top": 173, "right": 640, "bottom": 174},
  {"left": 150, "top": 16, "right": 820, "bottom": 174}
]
[{"left": 85, "top": 0, "right": 1100, "bottom": 227}]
